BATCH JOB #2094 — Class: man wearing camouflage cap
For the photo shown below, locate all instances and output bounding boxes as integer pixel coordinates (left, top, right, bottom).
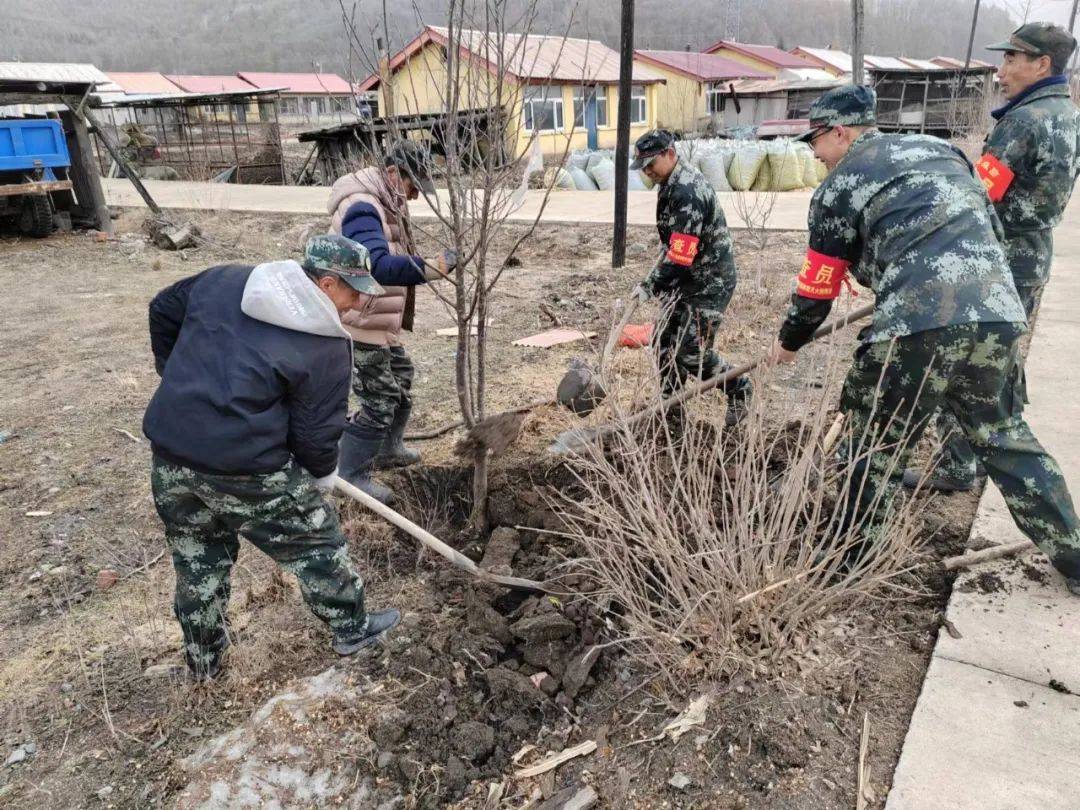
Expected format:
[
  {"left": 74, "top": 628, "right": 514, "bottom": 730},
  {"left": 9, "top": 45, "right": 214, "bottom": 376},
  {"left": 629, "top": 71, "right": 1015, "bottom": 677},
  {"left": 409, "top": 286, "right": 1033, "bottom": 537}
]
[
  {"left": 770, "top": 85, "right": 1080, "bottom": 592},
  {"left": 143, "top": 234, "right": 401, "bottom": 679},
  {"left": 906, "top": 21, "right": 1080, "bottom": 492},
  {"left": 328, "top": 140, "right": 455, "bottom": 504},
  {"left": 630, "top": 129, "right": 752, "bottom": 426}
]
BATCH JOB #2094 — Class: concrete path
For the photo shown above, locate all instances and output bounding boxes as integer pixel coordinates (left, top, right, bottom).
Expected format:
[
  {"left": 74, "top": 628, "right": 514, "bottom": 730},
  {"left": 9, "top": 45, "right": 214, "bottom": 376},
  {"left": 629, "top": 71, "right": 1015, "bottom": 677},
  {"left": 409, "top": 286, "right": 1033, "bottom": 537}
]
[
  {"left": 887, "top": 199, "right": 1080, "bottom": 808},
  {"left": 101, "top": 177, "right": 813, "bottom": 230}
]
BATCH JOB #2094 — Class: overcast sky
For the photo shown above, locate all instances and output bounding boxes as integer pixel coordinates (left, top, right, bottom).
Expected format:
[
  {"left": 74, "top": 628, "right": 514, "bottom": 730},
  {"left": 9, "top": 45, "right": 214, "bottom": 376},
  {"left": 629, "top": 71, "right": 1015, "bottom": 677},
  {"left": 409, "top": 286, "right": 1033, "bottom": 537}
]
[{"left": 985, "top": 0, "right": 1077, "bottom": 28}]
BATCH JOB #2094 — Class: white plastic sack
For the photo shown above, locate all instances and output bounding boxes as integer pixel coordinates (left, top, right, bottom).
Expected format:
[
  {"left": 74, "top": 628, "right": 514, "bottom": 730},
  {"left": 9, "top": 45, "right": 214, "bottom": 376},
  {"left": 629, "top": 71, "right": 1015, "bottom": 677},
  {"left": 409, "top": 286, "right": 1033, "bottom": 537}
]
[
  {"left": 627, "top": 170, "right": 648, "bottom": 191},
  {"left": 698, "top": 152, "right": 732, "bottom": 193},
  {"left": 727, "top": 147, "right": 766, "bottom": 191},
  {"left": 552, "top": 167, "right": 576, "bottom": 190},
  {"left": 566, "top": 151, "right": 590, "bottom": 171},
  {"left": 766, "top": 145, "right": 805, "bottom": 192},
  {"left": 801, "top": 151, "right": 821, "bottom": 188},
  {"left": 588, "top": 157, "right": 617, "bottom": 191},
  {"left": 568, "top": 166, "right": 598, "bottom": 190}
]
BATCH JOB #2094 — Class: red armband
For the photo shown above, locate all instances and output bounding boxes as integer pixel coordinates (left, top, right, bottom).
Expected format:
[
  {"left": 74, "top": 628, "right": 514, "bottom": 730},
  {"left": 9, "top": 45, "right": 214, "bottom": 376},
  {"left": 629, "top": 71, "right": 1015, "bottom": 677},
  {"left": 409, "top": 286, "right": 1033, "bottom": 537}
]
[
  {"left": 975, "top": 152, "right": 1014, "bottom": 203},
  {"left": 666, "top": 232, "right": 700, "bottom": 267},
  {"left": 796, "top": 248, "right": 851, "bottom": 300}
]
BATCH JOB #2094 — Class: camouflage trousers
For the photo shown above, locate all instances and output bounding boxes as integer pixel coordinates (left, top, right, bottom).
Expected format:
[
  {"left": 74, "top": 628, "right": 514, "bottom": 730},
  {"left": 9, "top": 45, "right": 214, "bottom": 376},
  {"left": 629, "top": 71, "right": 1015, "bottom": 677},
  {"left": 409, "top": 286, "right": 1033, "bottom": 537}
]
[
  {"left": 653, "top": 304, "right": 745, "bottom": 398},
  {"left": 932, "top": 285, "right": 1042, "bottom": 483},
  {"left": 352, "top": 343, "right": 414, "bottom": 432},
  {"left": 839, "top": 322, "right": 1080, "bottom": 580},
  {"left": 151, "top": 456, "right": 367, "bottom": 675}
]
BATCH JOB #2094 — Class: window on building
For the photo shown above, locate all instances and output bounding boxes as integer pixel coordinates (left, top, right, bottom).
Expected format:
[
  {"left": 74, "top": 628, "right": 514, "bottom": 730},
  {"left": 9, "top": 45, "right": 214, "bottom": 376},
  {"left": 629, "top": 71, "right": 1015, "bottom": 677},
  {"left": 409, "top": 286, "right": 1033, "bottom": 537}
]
[
  {"left": 573, "top": 85, "right": 608, "bottom": 128},
  {"left": 706, "top": 83, "right": 727, "bottom": 115},
  {"left": 280, "top": 97, "right": 299, "bottom": 115},
  {"left": 630, "top": 85, "right": 647, "bottom": 124},
  {"left": 522, "top": 86, "right": 563, "bottom": 132}
]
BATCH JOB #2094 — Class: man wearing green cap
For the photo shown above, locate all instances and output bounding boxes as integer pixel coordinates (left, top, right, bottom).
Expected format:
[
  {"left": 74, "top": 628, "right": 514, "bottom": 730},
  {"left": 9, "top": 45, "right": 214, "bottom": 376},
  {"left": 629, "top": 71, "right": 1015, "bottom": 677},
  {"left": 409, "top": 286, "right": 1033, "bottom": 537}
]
[
  {"left": 905, "top": 21, "right": 1080, "bottom": 492},
  {"left": 629, "top": 128, "right": 752, "bottom": 426},
  {"left": 769, "top": 85, "right": 1080, "bottom": 593},
  {"left": 142, "top": 234, "right": 401, "bottom": 679}
]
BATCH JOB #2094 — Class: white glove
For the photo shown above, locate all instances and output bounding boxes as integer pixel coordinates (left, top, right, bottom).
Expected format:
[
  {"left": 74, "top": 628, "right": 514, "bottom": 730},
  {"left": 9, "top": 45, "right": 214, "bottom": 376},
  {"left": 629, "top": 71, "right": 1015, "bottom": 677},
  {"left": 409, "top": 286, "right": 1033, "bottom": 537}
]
[
  {"left": 632, "top": 284, "right": 651, "bottom": 303},
  {"left": 312, "top": 468, "right": 338, "bottom": 493}
]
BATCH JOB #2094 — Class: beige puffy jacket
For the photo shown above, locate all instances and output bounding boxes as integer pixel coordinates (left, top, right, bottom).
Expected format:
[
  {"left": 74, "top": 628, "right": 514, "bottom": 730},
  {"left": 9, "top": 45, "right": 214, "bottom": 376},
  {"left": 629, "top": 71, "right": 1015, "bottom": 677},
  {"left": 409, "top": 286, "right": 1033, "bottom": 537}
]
[{"left": 328, "top": 167, "right": 416, "bottom": 346}]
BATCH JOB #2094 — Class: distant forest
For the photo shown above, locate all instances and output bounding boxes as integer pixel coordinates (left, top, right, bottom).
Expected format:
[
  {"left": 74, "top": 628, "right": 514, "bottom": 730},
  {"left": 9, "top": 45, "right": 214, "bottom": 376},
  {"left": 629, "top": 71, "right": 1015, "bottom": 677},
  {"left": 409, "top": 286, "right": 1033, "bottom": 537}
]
[{"left": 4, "top": 0, "right": 1017, "bottom": 80}]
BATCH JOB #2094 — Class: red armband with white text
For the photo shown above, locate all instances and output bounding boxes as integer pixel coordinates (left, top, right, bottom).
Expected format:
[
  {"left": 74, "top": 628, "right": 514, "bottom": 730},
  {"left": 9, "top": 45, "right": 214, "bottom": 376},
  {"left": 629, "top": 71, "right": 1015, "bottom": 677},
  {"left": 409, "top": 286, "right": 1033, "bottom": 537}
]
[
  {"left": 796, "top": 248, "right": 851, "bottom": 300},
  {"left": 666, "top": 232, "right": 700, "bottom": 267},
  {"left": 975, "top": 152, "right": 1015, "bottom": 203}
]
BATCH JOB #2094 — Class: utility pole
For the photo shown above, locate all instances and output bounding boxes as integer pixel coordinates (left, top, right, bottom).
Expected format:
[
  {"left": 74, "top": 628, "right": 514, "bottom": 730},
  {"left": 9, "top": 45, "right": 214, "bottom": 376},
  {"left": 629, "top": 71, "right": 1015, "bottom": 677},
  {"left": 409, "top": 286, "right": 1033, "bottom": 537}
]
[
  {"left": 851, "top": 0, "right": 865, "bottom": 85},
  {"left": 613, "top": 0, "right": 634, "bottom": 269},
  {"left": 964, "top": 0, "right": 982, "bottom": 70},
  {"left": 1071, "top": 0, "right": 1079, "bottom": 32}
]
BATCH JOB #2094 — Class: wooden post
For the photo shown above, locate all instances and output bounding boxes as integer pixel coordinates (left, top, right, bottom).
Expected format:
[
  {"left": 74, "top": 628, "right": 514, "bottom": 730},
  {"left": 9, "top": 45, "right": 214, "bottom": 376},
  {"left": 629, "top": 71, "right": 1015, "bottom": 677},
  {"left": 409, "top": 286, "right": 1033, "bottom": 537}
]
[
  {"left": 60, "top": 105, "right": 112, "bottom": 233},
  {"left": 378, "top": 37, "right": 395, "bottom": 121},
  {"left": 77, "top": 105, "right": 163, "bottom": 216},
  {"left": 612, "top": 0, "right": 635, "bottom": 269},
  {"left": 851, "top": 0, "right": 865, "bottom": 85},
  {"left": 963, "top": 0, "right": 982, "bottom": 70}
]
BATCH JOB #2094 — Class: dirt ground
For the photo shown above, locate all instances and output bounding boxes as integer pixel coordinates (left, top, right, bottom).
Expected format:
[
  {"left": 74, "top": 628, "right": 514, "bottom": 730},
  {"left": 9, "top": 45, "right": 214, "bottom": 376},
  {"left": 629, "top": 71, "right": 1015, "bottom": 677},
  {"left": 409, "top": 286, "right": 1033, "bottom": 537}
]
[{"left": 0, "top": 210, "right": 982, "bottom": 808}]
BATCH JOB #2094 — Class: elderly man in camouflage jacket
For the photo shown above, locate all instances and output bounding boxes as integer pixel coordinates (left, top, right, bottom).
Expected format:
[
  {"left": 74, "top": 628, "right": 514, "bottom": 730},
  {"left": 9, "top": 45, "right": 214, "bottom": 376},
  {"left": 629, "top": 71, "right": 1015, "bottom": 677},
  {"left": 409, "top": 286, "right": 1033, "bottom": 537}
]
[
  {"left": 631, "top": 129, "right": 752, "bottom": 426},
  {"left": 143, "top": 235, "right": 401, "bottom": 678},
  {"left": 769, "top": 85, "right": 1080, "bottom": 593},
  {"left": 907, "top": 22, "right": 1080, "bottom": 492}
]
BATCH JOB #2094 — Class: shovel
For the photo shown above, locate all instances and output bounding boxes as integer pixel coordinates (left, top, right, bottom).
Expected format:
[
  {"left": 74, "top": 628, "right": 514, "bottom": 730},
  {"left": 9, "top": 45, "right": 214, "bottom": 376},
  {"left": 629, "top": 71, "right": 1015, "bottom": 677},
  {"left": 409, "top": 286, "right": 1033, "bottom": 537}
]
[
  {"left": 548, "top": 302, "right": 876, "bottom": 456},
  {"left": 333, "top": 477, "right": 558, "bottom": 594}
]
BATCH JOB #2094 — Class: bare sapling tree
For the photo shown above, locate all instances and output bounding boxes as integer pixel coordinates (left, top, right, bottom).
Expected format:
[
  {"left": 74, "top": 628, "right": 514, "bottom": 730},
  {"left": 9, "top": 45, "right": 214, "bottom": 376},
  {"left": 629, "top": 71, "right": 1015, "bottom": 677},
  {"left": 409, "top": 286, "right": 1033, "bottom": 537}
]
[
  {"left": 341, "top": 0, "right": 596, "bottom": 532},
  {"left": 550, "top": 326, "right": 932, "bottom": 689}
]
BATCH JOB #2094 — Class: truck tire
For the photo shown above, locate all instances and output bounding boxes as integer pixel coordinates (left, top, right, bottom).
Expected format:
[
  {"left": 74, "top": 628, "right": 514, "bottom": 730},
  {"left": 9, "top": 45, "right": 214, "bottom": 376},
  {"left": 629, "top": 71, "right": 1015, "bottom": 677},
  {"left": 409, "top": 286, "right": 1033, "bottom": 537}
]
[{"left": 19, "top": 195, "right": 55, "bottom": 238}]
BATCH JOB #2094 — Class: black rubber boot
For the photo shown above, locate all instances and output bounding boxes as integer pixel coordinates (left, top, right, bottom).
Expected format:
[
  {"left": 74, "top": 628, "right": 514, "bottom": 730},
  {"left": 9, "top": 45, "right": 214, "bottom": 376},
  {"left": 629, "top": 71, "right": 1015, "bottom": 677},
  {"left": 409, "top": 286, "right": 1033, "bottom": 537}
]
[
  {"left": 375, "top": 404, "right": 421, "bottom": 469},
  {"left": 332, "top": 608, "right": 402, "bottom": 655},
  {"left": 724, "top": 377, "right": 753, "bottom": 427},
  {"left": 901, "top": 468, "right": 976, "bottom": 492},
  {"left": 339, "top": 422, "right": 394, "bottom": 505}
]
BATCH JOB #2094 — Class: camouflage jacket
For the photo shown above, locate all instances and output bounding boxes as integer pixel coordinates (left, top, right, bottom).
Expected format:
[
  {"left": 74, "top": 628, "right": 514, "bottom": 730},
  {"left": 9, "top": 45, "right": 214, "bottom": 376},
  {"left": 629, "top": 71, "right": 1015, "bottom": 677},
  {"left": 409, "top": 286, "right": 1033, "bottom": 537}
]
[
  {"left": 643, "top": 160, "right": 737, "bottom": 320},
  {"left": 779, "top": 130, "right": 1026, "bottom": 350},
  {"left": 981, "top": 81, "right": 1080, "bottom": 288}
]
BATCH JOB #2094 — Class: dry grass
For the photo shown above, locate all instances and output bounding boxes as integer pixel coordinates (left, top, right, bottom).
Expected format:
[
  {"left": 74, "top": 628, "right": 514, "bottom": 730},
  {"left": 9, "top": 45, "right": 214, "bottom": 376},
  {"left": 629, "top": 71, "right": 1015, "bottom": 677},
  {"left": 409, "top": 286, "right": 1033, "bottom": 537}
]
[{"left": 551, "top": 332, "right": 932, "bottom": 689}]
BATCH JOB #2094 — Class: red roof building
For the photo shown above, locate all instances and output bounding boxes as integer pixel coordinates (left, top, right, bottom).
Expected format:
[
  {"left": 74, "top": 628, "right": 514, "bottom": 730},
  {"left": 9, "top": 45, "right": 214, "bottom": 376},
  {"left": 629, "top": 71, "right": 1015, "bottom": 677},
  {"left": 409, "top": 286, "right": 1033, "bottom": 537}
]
[
  {"left": 633, "top": 50, "right": 770, "bottom": 82},
  {"left": 166, "top": 74, "right": 258, "bottom": 94},
  {"left": 703, "top": 41, "right": 815, "bottom": 75},
  {"left": 237, "top": 72, "right": 354, "bottom": 95}
]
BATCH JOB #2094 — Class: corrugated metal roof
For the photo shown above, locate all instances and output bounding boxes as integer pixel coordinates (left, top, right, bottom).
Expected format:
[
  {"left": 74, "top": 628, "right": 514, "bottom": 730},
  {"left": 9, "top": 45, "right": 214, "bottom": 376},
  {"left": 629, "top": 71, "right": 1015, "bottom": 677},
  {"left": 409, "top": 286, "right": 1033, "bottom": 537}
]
[
  {"left": 705, "top": 41, "right": 815, "bottom": 69},
  {"left": 0, "top": 62, "right": 110, "bottom": 85},
  {"left": 932, "top": 56, "right": 995, "bottom": 69},
  {"left": 106, "top": 71, "right": 183, "bottom": 94},
  {"left": 778, "top": 67, "right": 839, "bottom": 82},
  {"left": 237, "top": 72, "right": 353, "bottom": 94},
  {"left": 634, "top": 50, "right": 769, "bottom": 82},
  {"left": 166, "top": 74, "right": 258, "bottom": 93},
  {"left": 865, "top": 55, "right": 914, "bottom": 70},
  {"left": 425, "top": 26, "right": 664, "bottom": 84},
  {"left": 729, "top": 75, "right": 844, "bottom": 95},
  {"left": 899, "top": 58, "right": 944, "bottom": 70},
  {"left": 791, "top": 47, "right": 853, "bottom": 74}
]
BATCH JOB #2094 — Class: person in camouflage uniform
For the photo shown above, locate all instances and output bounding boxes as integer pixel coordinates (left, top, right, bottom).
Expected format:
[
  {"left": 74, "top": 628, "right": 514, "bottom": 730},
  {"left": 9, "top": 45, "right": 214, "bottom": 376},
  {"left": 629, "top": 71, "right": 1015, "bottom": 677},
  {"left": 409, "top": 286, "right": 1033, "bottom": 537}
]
[
  {"left": 630, "top": 129, "right": 751, "bottom": 425},
  {"left": 770, "top": 85, "right": 1080, "bottom": 591},
  {"left": 143, "top": 235, "right": 401, "bottom": 678},
  {"left": 909, "top": 22, "right": 1080, "bottom": 491}
]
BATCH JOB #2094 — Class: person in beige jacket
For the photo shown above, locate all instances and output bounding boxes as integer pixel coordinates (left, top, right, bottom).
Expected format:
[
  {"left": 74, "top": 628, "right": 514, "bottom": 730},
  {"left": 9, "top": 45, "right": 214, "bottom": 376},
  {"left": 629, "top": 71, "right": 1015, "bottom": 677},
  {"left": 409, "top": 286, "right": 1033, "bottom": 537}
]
[{"left": 328, "top": 141, "right": 453, "bottom": 504}]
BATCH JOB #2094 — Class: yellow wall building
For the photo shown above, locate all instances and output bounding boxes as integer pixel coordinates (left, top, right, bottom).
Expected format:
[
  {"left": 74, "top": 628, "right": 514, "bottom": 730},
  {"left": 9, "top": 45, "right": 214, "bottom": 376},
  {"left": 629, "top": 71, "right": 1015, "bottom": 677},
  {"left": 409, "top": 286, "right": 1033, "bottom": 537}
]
[
  {"left": 633, "top": 50, "right": 771, "bottom": 132},
  {"left": 702, "top": 40, "right": 817, "bottom": 77},
  {"left": 360, "top": 26, "right": 666, "bottom": 158}
]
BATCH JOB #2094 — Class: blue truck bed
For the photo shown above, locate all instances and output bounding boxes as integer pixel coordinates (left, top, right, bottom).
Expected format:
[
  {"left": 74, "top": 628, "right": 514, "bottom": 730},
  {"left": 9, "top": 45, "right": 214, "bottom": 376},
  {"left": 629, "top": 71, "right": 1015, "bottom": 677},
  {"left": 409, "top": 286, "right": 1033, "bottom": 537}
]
[{"left": 0, "top": 119, "right": 71, "bottom": 172}]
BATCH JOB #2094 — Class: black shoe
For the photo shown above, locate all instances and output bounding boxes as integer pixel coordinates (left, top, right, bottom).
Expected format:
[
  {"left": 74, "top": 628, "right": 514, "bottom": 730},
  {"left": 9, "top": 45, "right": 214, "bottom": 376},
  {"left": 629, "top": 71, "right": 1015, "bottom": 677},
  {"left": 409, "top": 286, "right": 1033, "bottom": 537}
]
[
  {"left": 1065, "top": 579, "right": 1080, "bottom": 597},
  {"left": 724, "top": 378, "right": 753, "bottom": 427},
  {"left": 375, "top": 404, "right": 421, "bottom": 469},
  {"left": 339, "top": 422, "right": 395, "bottom": 505},
  {"left": 332, "top": 609, "right": 401, "bottom": 655},
  {"left": 901, "top": 468, "right": 975, "bottom": 492}
]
